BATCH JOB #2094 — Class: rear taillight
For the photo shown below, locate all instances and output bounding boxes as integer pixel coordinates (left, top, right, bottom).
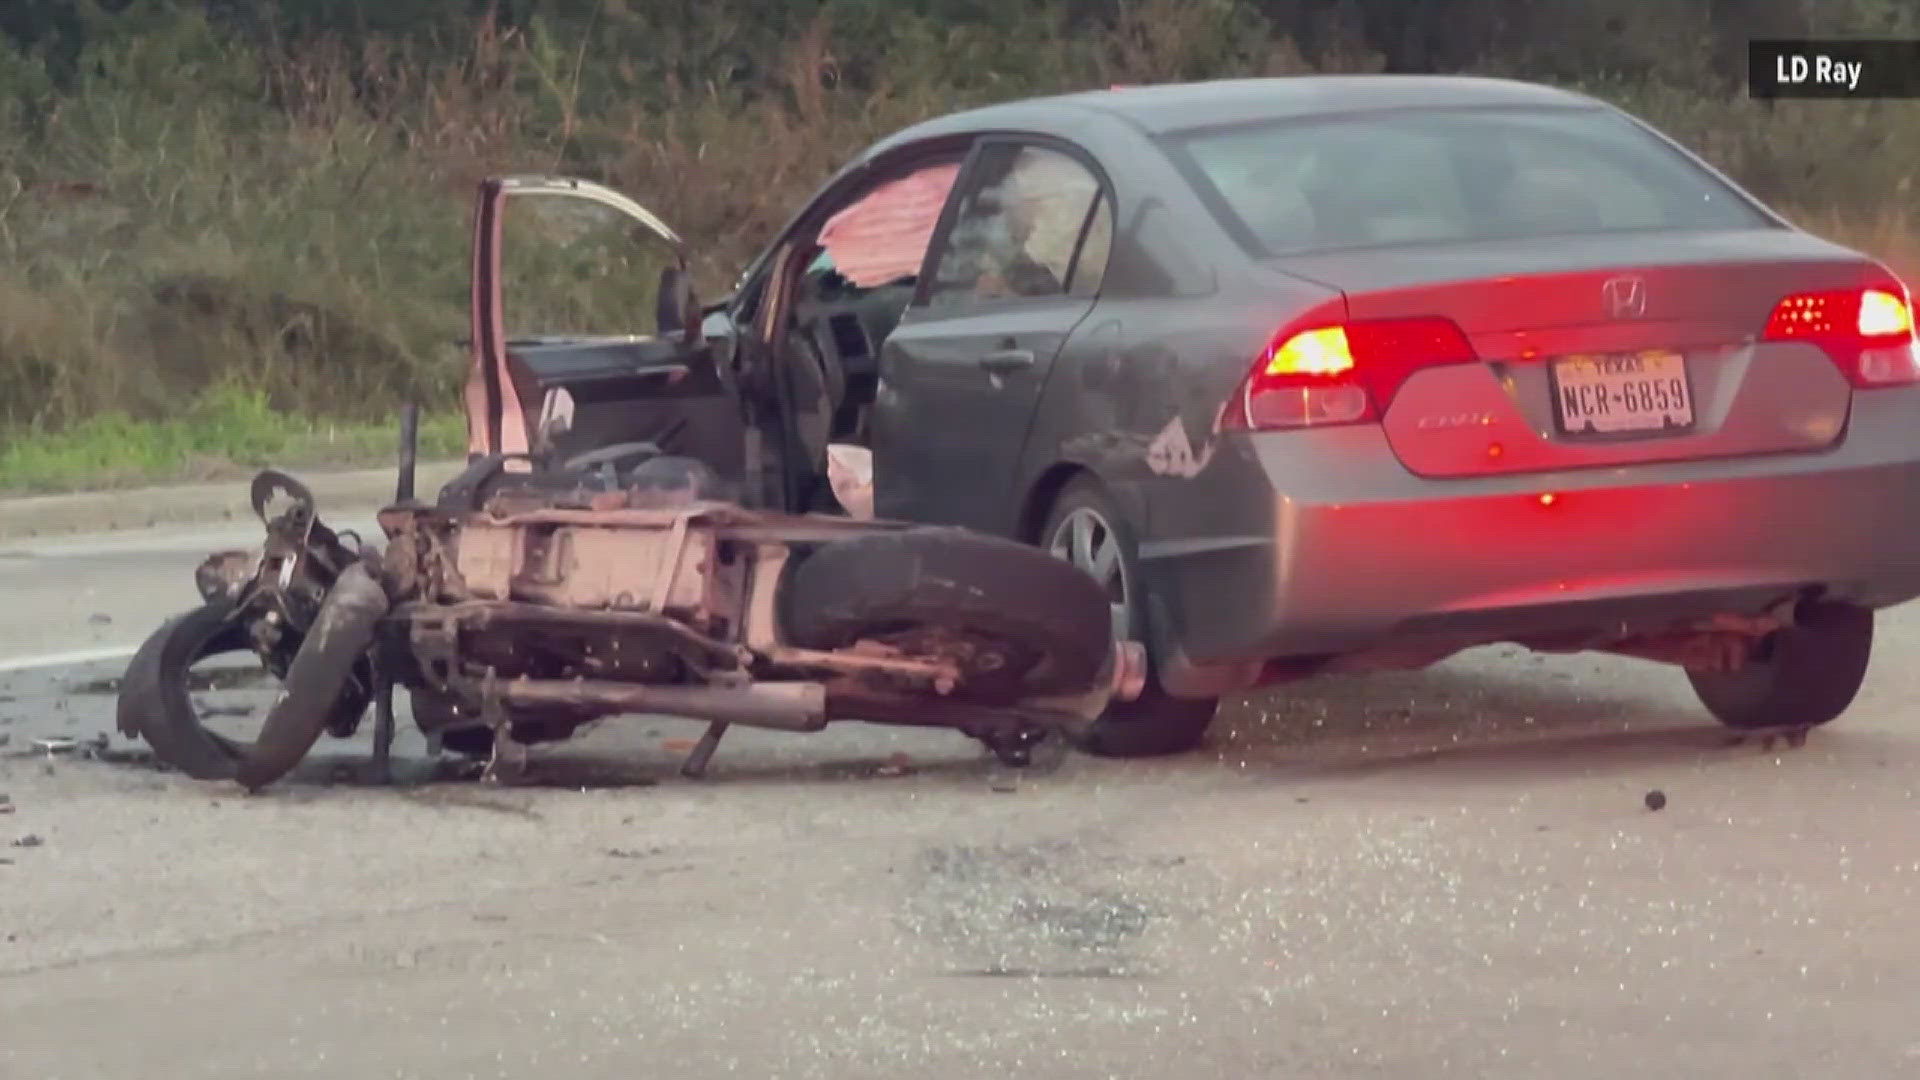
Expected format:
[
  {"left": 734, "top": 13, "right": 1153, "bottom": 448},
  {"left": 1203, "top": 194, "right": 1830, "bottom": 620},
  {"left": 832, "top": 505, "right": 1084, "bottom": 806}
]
[
  {"left": 1763, "top": 283, "right": 1919, "bottom": 387},
  {"left": 1220, "top": 316, "right": 1476, "bottom": 431}
]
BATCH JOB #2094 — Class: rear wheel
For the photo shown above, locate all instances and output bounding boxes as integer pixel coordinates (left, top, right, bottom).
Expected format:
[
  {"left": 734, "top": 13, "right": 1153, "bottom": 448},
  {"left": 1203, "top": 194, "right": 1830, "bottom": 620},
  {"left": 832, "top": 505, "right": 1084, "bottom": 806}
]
[
  {"left": 1041, "top": 479, "right": 1218, "bottom": 758},
  {"left": 781, "top": 526, "right": 1114, "bottom": 702},
  {"left": 1687, "top": 601, "right": 1874, "bottom": 730}
]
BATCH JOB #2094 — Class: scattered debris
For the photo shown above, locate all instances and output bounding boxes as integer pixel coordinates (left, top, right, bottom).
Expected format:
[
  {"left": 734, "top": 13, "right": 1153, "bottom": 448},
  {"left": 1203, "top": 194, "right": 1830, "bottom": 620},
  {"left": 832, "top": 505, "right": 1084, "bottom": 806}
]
[
  {"left": 989, "top": 773, "right": 1020, "bottom": 793},
  {"left": 874, "top": 752, "right": 915, "bottom": 778},
  {"left": 606, "top": 846, "right": 663, "bottom": 860},
  {"left": 88, "top": 613, "right": 113, "bottom": 626},
  {"left": 1645, "top": 789, "right": 1668, "bottom": 812},
  {"left": 12, "top": 834, "right": 42, "bottom": 848}
]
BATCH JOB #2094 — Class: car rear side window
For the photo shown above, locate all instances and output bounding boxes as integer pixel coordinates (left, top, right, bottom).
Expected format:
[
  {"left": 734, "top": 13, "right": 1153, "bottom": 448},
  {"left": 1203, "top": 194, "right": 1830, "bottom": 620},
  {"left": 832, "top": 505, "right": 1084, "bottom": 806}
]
[
  {"left": 1164, "top": 106, "right": 1769, "bottom": 257},
  {"left": 924, "top": 144, "right": 1105, "bottom": 308}
]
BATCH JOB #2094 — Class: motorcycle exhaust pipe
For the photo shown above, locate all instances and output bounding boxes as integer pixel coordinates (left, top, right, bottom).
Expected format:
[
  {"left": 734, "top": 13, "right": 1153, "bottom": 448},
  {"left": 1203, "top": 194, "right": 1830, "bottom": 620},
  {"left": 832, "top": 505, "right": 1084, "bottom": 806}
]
[{"left": 499, "top": 679, "right": 828, "bottom": 733}]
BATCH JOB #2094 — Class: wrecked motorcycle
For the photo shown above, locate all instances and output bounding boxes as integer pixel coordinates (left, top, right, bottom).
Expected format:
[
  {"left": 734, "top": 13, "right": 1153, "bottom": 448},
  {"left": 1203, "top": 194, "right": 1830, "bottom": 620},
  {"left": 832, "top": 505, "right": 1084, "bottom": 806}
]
[
  {"left": 114, "top": 455, "right": 1144, "bottom": 789},
  {"left": 116, "top": 415, "right": 1166, "bottom": 796}
]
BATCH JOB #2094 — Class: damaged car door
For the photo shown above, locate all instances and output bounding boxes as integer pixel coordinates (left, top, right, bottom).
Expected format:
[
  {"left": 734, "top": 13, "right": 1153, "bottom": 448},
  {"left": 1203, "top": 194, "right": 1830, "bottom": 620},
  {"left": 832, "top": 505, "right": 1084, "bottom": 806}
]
[
  {"left": 872, "top": 139, "right": 1114, "bottom": 534},
  {"left": 466, "top": 176, "right": 746, "bottom": 481}
]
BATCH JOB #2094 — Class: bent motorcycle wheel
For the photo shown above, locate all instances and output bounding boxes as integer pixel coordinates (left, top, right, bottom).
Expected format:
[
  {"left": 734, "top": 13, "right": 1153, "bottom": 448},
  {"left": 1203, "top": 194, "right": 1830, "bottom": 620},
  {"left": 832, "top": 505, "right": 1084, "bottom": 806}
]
[
  {"left": 780, "top": 526, "right": 1113, "bottom": 699},
  {"left": 117, "top": 569, "right": 384, "bottom": 788},
  {"left": 116, "top": 600, "right": 254, "bottom": 781}
]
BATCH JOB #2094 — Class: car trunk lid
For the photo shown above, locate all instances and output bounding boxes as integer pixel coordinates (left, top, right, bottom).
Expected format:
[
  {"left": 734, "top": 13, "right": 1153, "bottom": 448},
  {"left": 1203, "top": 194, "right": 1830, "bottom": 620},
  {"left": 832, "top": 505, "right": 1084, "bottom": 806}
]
[{"left": 1274, "top": 229, "right": 1893, "bottom": 478}]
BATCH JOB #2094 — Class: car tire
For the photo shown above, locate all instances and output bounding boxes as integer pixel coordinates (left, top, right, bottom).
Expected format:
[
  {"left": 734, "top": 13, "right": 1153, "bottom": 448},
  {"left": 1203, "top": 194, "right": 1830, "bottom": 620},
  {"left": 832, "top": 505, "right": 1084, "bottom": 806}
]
[
  {"left": 780, "top": 526, "right": 1115, "bottom": 701},
  {"left": 1041, "top": 478, "right": 1218, "bottom": 758},
  {"left": 1686, "top": 601, "right": 1874, "bottom": 730}
]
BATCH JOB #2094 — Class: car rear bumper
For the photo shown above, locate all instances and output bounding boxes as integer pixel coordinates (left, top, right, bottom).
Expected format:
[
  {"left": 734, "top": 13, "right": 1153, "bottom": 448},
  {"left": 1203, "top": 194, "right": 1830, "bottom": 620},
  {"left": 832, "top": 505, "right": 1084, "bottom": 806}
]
[{"left": 1137, "top": 388, "right": 1920, "bottom": 689}]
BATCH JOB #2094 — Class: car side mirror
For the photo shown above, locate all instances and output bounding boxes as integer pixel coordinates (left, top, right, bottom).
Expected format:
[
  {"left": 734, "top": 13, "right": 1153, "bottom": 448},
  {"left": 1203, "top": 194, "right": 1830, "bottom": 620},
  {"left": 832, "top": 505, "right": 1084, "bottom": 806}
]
[{"left": 656, "top": 264, "right": 700, "bottom": 340}]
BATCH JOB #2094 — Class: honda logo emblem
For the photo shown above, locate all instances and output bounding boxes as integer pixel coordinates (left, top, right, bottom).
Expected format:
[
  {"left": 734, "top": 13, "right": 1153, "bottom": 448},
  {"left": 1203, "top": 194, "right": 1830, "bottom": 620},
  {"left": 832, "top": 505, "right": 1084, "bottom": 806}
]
[{"left": 1602, "top": 276, "right": 1647, "bottom": 319}]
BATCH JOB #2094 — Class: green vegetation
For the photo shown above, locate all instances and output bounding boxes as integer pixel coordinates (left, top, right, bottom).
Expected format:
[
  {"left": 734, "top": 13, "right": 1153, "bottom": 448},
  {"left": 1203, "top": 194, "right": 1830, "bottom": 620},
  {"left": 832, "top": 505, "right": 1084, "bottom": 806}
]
[
  {"left": 0, "top": 386, "right": 463, "bottom": 493},
  {"left": 0, "top": 0, "right": 1914, "bottom": 491}
]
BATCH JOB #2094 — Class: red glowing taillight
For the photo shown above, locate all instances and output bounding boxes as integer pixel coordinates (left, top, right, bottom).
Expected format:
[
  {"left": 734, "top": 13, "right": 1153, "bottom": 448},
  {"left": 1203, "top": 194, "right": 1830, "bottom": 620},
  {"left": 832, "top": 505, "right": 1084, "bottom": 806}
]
[
  {"left": 1763, "top": 283, "right": 1919, "bottom": 387},
  {"left": 1219, "top": 316, "right": 1477, "bottom": 431}
]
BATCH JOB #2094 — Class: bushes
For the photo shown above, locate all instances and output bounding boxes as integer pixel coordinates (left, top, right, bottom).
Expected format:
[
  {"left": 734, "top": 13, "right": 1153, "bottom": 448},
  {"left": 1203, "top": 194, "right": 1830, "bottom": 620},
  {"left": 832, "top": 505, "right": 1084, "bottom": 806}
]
[{"left": 0, "top": 0, "right": 1913, "bottom": 449}]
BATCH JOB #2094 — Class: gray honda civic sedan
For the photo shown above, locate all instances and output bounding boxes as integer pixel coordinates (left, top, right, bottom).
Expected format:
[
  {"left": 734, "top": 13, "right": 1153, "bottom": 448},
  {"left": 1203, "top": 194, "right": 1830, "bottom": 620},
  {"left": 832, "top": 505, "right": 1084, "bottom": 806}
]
[{"left": 530, "top": 75, "right": 1920, "bottom": 758}]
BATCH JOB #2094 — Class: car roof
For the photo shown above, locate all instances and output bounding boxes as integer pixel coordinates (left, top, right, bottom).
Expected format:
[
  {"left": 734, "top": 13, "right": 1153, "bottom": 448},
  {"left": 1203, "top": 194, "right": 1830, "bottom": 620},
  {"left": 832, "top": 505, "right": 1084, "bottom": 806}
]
[{"left": 872, "top": 75, "right": 1600, "bottom": 150}]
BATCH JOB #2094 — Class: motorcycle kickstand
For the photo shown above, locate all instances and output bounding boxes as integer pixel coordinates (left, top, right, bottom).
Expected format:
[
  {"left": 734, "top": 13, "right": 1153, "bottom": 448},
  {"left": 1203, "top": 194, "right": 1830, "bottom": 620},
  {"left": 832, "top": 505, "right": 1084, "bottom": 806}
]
[
  {"left": 680, "top": 721, "right": 729, "bottom": 779},
  {"left": 366, "top": 669, "right": 397, "bottom": 786},
  {"left": 479, "top": 671, "right": 530, "bottom": 785}
]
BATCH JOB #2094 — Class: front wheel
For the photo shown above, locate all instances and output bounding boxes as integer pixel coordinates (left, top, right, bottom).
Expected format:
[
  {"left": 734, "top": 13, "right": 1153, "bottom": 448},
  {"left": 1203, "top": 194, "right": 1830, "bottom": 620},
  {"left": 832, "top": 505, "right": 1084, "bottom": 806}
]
[
  {"left": 1041, "top": 479, "right": 1217, "bottom": 758},
  {"left": 116, "top": 573, "right": 381, "bottom": 786},
  {"left": 115, "top": 600, "right": 254, "bottom": 780},
  {"left": 1687, "top": 601, "right": 1874, "bottom": 730}
]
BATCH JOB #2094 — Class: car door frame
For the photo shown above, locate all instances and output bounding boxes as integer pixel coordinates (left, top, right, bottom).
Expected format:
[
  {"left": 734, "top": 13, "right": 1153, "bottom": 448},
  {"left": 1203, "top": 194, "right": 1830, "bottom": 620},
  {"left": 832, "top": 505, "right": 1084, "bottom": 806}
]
[
  {"left": 715, "top": 134, "right": 983, "bottom": 510},
  {"left": 466, "top": 175, "right": 693, "bottom": 459},
  {"left": 877, "top": 130, "right": 1121, "bottom": 534}
]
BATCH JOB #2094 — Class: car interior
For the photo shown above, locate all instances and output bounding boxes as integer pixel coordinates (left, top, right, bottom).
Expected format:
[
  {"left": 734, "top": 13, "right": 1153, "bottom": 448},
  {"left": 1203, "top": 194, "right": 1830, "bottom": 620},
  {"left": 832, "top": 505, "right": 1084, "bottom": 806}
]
[{"left": 712, "top": 154, "right": 969, "bottom": 513}]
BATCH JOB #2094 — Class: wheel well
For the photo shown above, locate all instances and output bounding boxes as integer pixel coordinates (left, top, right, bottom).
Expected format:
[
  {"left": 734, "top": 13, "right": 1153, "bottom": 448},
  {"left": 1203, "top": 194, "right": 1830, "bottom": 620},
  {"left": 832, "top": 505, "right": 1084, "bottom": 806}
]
[{"left": 1016, "top": 463, "right": 1092, "bottom": 543}]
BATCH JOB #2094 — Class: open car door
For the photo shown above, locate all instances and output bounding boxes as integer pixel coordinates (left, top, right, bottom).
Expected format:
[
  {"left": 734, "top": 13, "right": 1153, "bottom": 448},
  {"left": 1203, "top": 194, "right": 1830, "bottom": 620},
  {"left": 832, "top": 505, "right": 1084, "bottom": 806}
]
[{"left": 465, "top": 176, "right": 747, "bottom": 482}]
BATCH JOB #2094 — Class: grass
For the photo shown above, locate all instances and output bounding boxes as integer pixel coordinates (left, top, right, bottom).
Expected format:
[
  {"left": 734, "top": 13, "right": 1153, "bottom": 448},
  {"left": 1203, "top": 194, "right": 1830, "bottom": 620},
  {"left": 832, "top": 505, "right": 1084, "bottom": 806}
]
[{"left": 0, "top": 387, "right": 463, "bottom": 495}]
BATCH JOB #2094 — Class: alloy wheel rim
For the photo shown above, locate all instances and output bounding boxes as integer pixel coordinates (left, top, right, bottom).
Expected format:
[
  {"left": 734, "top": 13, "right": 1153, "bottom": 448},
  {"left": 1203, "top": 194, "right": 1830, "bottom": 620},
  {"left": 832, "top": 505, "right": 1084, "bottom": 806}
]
[{"left": 1048, "top": 507, "right": 1130, "bottom": 642}]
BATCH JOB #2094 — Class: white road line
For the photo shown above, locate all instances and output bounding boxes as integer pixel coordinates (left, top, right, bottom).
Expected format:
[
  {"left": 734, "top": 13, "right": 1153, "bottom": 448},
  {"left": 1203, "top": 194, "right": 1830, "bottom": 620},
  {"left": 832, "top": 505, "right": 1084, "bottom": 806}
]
[{"left": 0, "top": 645, "right": 139, "bottom": 674}]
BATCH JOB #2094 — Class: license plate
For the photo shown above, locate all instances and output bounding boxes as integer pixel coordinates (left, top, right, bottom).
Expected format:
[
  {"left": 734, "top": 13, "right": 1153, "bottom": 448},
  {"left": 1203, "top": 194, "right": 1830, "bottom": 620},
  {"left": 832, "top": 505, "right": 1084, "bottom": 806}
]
[{"left": 1550, "top": 350, "right": 1694, "bottom": 435}]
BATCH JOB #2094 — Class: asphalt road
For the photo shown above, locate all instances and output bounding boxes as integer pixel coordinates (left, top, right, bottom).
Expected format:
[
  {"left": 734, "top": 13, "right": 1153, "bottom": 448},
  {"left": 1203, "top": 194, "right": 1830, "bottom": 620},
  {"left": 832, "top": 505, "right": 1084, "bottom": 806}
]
[{"left": 4, "top": 524, "right": 1920, "bottom": 1078}]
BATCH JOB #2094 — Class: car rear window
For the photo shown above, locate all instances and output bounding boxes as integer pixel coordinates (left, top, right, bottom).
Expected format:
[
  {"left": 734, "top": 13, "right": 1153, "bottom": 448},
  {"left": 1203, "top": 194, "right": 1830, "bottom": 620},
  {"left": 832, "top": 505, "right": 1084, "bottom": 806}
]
[{"left": 1162, "top": 106, "right": 1770, "bottom": 257}]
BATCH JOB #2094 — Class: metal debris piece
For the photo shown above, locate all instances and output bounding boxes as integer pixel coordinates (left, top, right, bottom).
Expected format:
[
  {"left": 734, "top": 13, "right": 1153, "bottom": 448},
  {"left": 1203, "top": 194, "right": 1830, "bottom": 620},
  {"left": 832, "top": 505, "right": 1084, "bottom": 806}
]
[
  {"left": 32, "top": 737, "right": 78, "bottom": 757},
  {"left": 11, "top": 834, "right": 42, "bottom": 848},
  {"left": 1724, "top": 725, "right": 1812, "bottom": 751},
  {"left": 1644, "top": 789, "right": 1667, "bottom": 811}
]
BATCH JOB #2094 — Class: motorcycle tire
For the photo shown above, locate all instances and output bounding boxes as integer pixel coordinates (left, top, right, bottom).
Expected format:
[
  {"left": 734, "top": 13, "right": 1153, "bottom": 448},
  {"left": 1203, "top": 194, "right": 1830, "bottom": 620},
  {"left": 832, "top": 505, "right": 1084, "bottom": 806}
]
[
  {"left": 779, "top": 526, "right": 1113, "bottom": 700},
  {"left": 117, "top": 565, "right": 384, "bottom": 787},
  {"left": 234, "top": 563, "right": 389, "bottom": 790},
  {"left": 116, "top": 599, "right": 253, "bottom": 781}
]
